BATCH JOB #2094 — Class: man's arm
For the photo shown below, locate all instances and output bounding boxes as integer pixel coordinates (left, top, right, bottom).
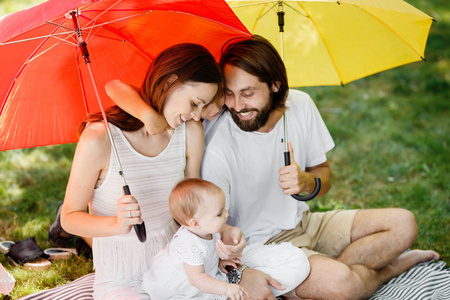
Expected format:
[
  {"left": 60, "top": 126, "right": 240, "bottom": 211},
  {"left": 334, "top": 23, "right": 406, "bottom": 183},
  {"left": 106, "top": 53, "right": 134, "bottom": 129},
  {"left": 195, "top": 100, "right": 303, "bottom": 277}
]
[{"left": 279, "top": 142, "right": 332, "bottom": 198}]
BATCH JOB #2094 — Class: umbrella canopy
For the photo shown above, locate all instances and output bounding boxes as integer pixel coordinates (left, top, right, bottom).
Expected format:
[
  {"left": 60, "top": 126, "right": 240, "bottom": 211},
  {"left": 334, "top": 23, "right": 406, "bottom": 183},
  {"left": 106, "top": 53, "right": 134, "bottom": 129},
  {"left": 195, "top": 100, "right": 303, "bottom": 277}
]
[
  {"left": 0, "top": 0, "right": 251, "bottom": 151},
  {"left": 227, "top": 0, "right": 435, "bottom": 87}
]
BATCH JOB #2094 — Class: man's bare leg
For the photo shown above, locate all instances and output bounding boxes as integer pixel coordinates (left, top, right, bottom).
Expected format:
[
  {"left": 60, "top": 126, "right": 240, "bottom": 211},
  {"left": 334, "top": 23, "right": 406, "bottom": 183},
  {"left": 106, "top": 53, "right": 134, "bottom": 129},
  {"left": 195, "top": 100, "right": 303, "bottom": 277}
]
[
  {"left": 290, "top": 250, "right": 439, "bottom": 300},
  {"left": 286, "top": 208, "right": 439, "bottom": 300},
  {"left": 337, "top": 209, "right": 419, "bottom": 269}
]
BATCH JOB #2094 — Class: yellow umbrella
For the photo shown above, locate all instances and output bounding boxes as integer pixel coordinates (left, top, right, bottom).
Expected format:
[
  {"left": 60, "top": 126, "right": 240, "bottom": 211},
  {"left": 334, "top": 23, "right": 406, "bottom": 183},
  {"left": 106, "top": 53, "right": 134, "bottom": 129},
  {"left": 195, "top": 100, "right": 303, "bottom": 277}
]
[{"left": 227, "top": 0, "right": 435, "bottom": 87}]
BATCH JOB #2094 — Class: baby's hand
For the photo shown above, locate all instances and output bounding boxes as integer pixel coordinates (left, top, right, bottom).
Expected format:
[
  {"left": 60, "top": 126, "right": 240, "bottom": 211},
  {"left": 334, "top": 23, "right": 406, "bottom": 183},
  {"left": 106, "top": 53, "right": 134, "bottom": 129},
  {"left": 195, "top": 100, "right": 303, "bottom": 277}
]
[
  {"left": 142, "top": 110, "right": 172, "bottom": 136},
  {"left": 219, "top": 259, "right": 239, "bottom": 274},
  {"left": 225, "top": 283, "right": 247, "bottom": 300}
]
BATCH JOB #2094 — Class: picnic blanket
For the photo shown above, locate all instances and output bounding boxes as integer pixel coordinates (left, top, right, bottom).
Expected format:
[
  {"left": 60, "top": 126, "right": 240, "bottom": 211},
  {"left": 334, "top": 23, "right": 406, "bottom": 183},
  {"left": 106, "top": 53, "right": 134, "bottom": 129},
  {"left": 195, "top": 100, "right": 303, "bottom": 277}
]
[{"left": 18, "top": 260, "right": 450, "bottom": 300}]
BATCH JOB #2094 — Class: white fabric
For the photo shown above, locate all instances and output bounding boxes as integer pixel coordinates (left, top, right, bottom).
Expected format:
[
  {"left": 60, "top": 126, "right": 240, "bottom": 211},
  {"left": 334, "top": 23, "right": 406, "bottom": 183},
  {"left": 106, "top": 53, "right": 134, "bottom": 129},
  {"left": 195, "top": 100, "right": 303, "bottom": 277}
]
[
  {"left": 242, "top": 243, "right": 310, "bottom": 297},
  {"left": 91, "top": 123, "right": 186, "bottom": 299},
  {"left": 17, "top": 260, "right": 450, "bottom": 300},
  {"left": 203, "top": 109, "right": 225, "bottom": 148},
  {"left": 143, "top": 227, "right": 309, "bottom": 299},
  {"left": 142, "top": 226, "right": 227, "bottom": 300},
  {"left": 0, "top": 263, "right": 14, "bottom": 295},
  {"left": 201, "top": 90, "right": 335, "bottom": 244}
]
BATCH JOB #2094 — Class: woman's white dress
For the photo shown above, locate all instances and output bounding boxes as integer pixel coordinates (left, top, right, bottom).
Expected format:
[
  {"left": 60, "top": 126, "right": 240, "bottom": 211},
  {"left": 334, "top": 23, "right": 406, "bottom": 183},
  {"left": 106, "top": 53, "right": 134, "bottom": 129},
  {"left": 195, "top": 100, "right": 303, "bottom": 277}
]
[{"left": 91, "top": 123, "right": 186, "bottom": 299}]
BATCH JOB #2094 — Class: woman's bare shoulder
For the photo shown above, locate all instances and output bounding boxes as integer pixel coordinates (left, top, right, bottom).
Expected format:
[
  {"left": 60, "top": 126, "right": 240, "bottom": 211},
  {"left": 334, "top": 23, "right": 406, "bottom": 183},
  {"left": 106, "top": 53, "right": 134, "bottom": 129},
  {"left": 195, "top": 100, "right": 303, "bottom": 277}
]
[{"left": 79, "top": 122, "right": 111, "bottom": 151}]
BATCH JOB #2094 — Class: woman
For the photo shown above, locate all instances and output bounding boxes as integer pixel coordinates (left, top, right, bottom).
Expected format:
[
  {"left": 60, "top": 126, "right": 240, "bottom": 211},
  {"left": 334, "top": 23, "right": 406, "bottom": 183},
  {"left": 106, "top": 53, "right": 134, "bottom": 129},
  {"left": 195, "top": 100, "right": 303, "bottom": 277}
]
[{"left": 61, "top": 43, "right": 222, "bottom": 299}]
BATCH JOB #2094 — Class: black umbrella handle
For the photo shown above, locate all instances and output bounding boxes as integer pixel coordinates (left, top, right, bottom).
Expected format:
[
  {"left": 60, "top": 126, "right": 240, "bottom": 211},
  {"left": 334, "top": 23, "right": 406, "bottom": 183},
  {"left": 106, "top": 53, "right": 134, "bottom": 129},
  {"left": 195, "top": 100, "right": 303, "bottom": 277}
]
[
  {"left": 284, "top": 152, "right": 321, "bottom": 202},
  {"left": 123, "top": 185, "right": 147, "bottom": 243}
]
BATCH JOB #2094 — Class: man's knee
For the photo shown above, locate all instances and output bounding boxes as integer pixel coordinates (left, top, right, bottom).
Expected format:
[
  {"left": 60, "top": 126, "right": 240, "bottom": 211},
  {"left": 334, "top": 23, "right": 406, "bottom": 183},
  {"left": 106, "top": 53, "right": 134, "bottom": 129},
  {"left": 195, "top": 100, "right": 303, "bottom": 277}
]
[
  {"left": 325, "top": 266, "right": 364, "bottom": 300},
  {"left": 392, "top": 208, "right": 418, "bottom": 246},
  {"left": 296, "top": 255, "right": 364, "bottom": 300}
]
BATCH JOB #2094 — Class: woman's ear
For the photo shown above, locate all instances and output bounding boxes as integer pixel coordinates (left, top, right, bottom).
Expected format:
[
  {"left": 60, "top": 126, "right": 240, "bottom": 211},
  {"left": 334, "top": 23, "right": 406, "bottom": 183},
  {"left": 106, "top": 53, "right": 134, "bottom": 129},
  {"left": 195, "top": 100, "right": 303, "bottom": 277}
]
[{"left": 163, "top": 74, "right": 178, "bottom": 90}]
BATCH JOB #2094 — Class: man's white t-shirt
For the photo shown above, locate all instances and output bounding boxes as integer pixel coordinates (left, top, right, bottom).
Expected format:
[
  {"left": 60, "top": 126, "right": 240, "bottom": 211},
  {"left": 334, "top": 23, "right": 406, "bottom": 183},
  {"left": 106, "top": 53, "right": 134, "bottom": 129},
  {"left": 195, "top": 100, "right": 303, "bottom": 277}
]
[{"left": 201, "top": 90, "right": 335, "bottom": 244}]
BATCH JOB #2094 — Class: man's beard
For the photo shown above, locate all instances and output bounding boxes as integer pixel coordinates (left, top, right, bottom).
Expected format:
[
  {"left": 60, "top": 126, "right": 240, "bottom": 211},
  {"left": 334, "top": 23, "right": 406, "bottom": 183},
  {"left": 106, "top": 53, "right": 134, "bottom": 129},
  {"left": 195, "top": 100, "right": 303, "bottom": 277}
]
[{"left": 229, "top": 96, "right": 274, "bottom": 132}]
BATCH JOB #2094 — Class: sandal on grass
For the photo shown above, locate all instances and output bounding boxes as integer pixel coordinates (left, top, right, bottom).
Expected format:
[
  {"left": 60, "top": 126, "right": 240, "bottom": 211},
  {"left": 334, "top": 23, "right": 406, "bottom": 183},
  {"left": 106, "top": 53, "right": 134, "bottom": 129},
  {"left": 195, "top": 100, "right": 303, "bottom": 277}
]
[
  {"left": 44, "top": 248, "right": 78, "bottom": 261},
  {"left": 1, "top": 237, "right": 51, "bottom": 271}
]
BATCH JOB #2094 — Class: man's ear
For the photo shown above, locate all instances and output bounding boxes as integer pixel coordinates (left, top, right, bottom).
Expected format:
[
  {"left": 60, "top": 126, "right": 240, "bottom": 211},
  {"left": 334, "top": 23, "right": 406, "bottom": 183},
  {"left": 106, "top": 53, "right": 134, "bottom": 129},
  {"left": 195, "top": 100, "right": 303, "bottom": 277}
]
[
  {"left": 271, "top": 81, "right": 281, "bottom": 93},
  {"left": 188, "top": 217, "right": 200, "bottom": 228}
]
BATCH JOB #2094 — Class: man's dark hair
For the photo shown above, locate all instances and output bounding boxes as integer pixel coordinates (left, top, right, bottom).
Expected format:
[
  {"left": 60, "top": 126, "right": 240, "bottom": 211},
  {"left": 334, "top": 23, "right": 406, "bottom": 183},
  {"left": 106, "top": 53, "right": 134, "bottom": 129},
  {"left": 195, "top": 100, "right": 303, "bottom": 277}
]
[{"left": 220, "top": 35, "right": 288, "bottom": 111}]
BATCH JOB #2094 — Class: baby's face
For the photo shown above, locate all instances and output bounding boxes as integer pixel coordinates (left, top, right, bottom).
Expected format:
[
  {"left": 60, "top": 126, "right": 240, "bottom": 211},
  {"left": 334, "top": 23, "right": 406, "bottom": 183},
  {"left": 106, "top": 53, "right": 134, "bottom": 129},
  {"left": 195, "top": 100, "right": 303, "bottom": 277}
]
[
  {"left": 200, "top": 95, "right": 225, "bottom": 121},
  {"left": 196, "top": 190, "right": 228, "bottom": 234}
]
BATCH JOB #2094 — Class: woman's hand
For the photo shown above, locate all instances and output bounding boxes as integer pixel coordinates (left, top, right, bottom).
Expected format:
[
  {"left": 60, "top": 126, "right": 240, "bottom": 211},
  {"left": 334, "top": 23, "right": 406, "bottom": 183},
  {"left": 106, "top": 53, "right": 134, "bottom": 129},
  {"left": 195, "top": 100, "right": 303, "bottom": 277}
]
[{"left": 116, "top": 194, "right": 143, "bottom": 235}]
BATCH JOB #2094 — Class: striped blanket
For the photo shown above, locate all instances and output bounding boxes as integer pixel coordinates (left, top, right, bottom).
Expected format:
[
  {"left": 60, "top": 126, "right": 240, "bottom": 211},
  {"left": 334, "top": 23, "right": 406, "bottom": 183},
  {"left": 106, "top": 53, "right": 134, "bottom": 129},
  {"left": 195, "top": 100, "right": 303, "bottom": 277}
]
[{"left": 18, "top": 260, "right": 450, "bottom": 300}]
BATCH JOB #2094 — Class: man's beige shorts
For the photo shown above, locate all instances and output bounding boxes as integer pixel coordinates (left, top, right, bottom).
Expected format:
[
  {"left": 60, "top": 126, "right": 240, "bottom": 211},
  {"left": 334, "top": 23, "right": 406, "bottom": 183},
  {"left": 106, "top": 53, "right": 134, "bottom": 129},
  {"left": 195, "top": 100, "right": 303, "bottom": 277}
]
[{"left": 265, "top": 210, "right": 359, "bottom": 258}]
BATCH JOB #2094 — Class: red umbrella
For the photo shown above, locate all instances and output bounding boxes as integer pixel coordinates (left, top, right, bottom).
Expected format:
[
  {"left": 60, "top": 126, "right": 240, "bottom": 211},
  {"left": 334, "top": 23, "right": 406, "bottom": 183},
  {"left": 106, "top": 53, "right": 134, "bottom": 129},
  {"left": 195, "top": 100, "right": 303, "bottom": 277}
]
[
  {"left": 0, "top": 0, "right": 250, "bottom": 242},
  {"left": 0, "top": 0, "right": 250, "bottom": 151}
]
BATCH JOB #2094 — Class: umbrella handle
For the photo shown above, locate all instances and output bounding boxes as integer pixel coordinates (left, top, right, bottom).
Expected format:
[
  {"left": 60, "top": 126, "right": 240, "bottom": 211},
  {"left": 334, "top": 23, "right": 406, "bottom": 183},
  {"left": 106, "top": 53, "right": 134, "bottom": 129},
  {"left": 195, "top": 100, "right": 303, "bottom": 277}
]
[
  {"left": 123, "top": 185, "right": 147, "bottom": 243},
  {"left": 284, "top": 152, "right": 321, "bottom": 202}
]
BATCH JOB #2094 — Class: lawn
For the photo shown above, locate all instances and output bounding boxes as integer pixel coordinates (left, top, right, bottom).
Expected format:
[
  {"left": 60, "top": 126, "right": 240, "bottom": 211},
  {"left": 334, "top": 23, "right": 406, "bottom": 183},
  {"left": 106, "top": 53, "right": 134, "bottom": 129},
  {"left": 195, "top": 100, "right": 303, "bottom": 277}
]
[{"left": 0, "top": 0, "right": 448, "bottom": 299}]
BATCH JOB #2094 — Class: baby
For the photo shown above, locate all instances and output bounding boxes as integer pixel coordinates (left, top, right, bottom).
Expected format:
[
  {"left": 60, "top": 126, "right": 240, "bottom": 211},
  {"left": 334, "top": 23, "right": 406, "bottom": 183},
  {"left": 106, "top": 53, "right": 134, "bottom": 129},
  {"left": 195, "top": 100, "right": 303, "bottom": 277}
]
[{"left": 142, "top": 178, "right": 310, "bottom": 299}]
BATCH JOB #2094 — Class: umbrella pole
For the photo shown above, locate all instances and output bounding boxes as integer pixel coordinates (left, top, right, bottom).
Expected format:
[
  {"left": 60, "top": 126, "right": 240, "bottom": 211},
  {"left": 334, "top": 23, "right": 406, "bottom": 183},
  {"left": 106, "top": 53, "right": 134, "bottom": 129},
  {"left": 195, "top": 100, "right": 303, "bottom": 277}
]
[
  {"left": 278, "top": 3, "right": 321, "bottom": 201},
  {"left": 70, "top": 11, "right": 146, "bottom": 242}
]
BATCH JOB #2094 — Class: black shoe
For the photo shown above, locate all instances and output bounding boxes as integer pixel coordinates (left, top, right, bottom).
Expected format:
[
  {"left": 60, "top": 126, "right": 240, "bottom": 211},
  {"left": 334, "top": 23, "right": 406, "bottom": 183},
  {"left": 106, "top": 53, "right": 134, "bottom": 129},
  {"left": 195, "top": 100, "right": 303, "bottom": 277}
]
[
  {"left": 76, "top": 238, "right": 92, "bottom": 258},
  {"left": 48, "top": 202, "right": 74, "bottom": 247}
]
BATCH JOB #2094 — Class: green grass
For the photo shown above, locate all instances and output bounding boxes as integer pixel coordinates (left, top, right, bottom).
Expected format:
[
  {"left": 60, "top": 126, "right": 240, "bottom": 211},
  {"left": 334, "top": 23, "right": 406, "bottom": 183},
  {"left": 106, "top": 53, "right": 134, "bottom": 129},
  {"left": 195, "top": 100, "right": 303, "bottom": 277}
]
[{"left": 0, "top": 0, "right": 449, "bottom": 298}]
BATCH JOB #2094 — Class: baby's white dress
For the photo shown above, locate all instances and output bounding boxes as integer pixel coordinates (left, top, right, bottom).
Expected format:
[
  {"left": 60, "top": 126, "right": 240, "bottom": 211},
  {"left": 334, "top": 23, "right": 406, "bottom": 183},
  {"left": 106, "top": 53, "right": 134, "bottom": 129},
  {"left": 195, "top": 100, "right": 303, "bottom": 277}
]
[{"left": 143, "top": 226, "right": 228, "bottom": 300}]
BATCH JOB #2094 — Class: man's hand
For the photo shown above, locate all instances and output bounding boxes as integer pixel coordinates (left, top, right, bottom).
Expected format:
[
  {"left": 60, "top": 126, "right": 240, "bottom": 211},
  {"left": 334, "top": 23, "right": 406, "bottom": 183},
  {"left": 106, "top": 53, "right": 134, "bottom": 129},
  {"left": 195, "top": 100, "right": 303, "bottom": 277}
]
[
  {"left": 218, "top": 225, "right": 246, "bottom": 261},
  {"left": 240, "top": 268, "right": 285, "bottom": 300},
  {"left": 278, "top": 141, "right": 314, "bottom": 196}
]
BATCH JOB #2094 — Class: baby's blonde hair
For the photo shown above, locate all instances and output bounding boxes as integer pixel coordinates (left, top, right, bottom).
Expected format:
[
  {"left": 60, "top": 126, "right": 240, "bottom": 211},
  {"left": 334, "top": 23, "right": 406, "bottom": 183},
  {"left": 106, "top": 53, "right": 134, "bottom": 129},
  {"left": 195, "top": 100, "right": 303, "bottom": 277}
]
[{"left": 169, "top": 178, "right": 222, "bottom": 226}]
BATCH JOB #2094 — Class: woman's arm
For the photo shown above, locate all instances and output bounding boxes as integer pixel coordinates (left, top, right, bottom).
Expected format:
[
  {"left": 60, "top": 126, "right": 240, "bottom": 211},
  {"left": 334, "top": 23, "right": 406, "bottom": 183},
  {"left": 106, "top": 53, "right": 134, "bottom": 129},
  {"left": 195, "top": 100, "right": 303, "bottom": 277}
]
[
  {"left": 105, "top": 79, "right": 170, "bottom": 135},
  {"left": 184, "top": 263, "right": 246, "bottom": 299},
  {"left": 184, "top": 120, "right": 205, "bottom": 178},
  {"left": 61, "top": 122, "right": 141, "bottom": 237}
]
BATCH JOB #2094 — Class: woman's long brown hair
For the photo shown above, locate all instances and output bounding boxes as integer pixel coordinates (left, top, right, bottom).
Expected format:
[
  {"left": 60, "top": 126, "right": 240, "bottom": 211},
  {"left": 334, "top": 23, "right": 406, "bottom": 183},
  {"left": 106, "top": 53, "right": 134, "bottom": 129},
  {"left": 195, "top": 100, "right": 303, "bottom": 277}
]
[{"left": 78, "top": 43, "right": 221, "bottom": 136}]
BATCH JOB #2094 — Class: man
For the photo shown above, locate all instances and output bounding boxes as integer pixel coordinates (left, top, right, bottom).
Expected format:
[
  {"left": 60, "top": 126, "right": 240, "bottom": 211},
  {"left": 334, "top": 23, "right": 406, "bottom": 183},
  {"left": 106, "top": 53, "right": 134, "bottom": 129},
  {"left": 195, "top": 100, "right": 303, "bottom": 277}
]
[{"left": 200, "top": 35, "right": 439, "bottom": 300}]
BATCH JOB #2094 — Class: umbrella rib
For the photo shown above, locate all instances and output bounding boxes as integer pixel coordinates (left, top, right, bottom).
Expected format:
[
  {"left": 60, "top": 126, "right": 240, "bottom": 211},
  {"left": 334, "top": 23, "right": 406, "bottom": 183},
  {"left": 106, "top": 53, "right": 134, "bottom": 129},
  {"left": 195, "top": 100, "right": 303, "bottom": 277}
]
[
  {"left": 79, "top": 0, "right": 123, "bottom": 31},
  {"left": 229, "top": 1, "right": 273, "bottom": 9},
  {"left": 84, "top": 17, "right": 102, "bottom": 44},
  {"left": 297, "top": 1, "right": 345, "bottom": 85},
  {"left": 252, "top": 3, "right": 272, "bottom": 32},
  {"left": 284, "top": 2, "right": 308, "bottom": 18},
  {"left": 27, "top": 35, "right": 77, "bottom": 63},
  {"left": 0, "top": 21, "right": 71, "bottom": 116},
  {"left": 1, "top": 32, "right": 77, "bottom": 46},
  {"left": 46, "top": 21, "right": 74, "bottom": 31},
  {"left": 80, "top": 11, "right": 150, "bottom": 36},
  {"left": 356, "top": 5, "right": 427, "bottom": 59},
  {"left": 79, "top": 13, "right": 155, "bottom": 61}
]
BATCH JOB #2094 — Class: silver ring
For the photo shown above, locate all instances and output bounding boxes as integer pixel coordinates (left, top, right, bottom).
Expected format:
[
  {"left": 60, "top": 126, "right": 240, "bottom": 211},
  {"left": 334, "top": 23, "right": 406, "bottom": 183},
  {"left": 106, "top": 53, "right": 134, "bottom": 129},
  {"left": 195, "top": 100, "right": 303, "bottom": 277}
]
[{"left": 129, "top": 210, "right": 132, "bottom": 218}]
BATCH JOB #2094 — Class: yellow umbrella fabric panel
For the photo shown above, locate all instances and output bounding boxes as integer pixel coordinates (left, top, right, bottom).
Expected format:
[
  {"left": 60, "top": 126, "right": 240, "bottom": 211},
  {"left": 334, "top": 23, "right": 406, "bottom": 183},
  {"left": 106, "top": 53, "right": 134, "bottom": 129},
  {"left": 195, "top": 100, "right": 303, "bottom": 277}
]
[{"left": 227, "top": 0, "right": 434, "bottom": 87}]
